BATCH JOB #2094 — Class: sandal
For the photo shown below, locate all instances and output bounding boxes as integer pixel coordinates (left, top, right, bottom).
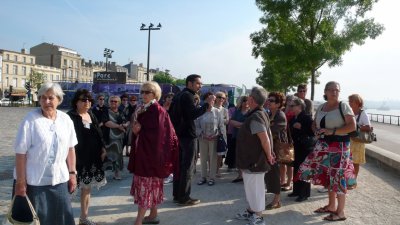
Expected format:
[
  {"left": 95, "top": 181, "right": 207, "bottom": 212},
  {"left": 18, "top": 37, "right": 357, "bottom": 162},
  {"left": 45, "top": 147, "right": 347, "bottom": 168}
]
[
  {"left": 142, "top": 216, "right": 160, "bottom": 224},
  {"left": 208, "top": 180, "right": 215, "bottom": 186},
  {"left": 323, "top": 213, "right": 347, "bottom": 221},
  {"left": 197, "top": 178, "right": 207, "bottom": 185},
  {"left": 314, "top": 206, "right": 336, "bottom": 214}
]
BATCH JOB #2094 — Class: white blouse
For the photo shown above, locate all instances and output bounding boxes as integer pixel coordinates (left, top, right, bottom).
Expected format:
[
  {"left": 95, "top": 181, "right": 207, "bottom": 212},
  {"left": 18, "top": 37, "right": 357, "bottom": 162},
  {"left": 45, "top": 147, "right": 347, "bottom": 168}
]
[{"left": 13, "top": 108, "right": 78, "bottom": 186}]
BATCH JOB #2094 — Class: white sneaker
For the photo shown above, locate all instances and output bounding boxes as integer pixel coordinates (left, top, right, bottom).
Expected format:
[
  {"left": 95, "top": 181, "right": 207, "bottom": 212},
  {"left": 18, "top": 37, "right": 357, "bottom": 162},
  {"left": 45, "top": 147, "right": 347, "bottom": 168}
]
[
  {"left": 318, "top": 187, "right": 328, "bottom": 193},
  {"left": 235, "top": 209, "right": 254, "bottom": 220},
  {"left": 246, "top": 214, "right": 265, "bottom": 225},
  {"left": 164, "top": 174, "right": 173, "bottom": 184}
]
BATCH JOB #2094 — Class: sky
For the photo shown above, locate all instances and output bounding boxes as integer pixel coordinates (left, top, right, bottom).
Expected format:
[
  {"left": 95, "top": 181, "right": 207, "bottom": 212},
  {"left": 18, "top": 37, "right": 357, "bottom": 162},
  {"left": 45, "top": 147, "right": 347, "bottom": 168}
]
[{"left": 1, "top": 0, "right": 399, "bottom": 101}]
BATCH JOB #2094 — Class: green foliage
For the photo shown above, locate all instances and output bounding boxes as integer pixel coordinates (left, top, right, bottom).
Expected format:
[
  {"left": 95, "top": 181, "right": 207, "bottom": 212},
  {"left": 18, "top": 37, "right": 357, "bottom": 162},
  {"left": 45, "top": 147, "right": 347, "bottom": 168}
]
[
  {"left": 153, "top": 71, "right": 175, "bottom": 84},
  {"left": 251, "top": 0, "right": 384, "bottom": 99},
  {"left": 31, "top": 70, "right": 45, "bottom": 89},
  {"left": 174, "top": 78, "right": 186, "bottom": 86}
]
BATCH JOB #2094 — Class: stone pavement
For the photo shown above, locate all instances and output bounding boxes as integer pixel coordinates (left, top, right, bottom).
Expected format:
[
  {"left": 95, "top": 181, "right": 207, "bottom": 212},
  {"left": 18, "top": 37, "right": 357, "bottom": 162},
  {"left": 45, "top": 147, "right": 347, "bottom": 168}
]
[{"left": 1, "top": 107, "right": 400, "bottom": 225}]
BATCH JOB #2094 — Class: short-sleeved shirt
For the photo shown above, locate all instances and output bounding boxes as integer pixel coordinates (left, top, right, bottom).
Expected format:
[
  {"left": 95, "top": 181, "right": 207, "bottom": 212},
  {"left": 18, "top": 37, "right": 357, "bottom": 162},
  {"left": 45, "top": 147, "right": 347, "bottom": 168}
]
[
  {"left": 356, "top": 110, "right": 371, "bottom": 126},
  {"left": 315, "top": 102, "right": 354, "bottom": 135},
  {"left": 250, "top": 120, "right": 267, "bottom": 134},
  {"left": 14, "top": 109, "right": 78, "bottom": 186}
]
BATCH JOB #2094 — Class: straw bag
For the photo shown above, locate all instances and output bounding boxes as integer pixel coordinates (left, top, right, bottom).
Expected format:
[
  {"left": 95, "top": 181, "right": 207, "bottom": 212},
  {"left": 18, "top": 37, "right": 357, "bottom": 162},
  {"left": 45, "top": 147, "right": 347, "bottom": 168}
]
[{"left": 7, "top": 195, "right": 40, "bottom": 225}]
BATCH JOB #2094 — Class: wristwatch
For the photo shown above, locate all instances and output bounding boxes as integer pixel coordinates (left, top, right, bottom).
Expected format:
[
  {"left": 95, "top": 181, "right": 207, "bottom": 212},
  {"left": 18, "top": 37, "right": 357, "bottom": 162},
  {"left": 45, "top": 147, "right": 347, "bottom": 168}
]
[{"left": 69, "top": 171, "right": 77, "bottom": 175}]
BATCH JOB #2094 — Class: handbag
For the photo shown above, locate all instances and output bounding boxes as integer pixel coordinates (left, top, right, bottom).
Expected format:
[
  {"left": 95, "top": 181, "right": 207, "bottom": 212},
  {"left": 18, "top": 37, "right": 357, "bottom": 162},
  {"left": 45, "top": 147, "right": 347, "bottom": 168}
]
[
  {"left": 7, "top": 195, "right": 40, "bottom": 225},
  {"left": 276, "top": 129, "right": 294, "bottom": 164},
  {"left": 216, "top": 130, "right": 227, "bottom": 153},
  {"left": 351, "top": 129, "right": 377, "bottom": 143}
]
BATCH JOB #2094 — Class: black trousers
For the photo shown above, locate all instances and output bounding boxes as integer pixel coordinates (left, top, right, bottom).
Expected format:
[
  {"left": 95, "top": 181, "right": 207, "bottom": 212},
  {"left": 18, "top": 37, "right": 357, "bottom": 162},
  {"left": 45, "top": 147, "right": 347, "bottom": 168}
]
[
  {"left": 293, "top": 144, "right": 312, "bottom": 197},
  {"left": 173, "top": 137, "right": 197, "bottom": 202},
  {"left": 265, "top": 163, "right": 281, "bottom": 195},
  {"left": 224, "top": 135, "right": 236, "bottom": 168}
]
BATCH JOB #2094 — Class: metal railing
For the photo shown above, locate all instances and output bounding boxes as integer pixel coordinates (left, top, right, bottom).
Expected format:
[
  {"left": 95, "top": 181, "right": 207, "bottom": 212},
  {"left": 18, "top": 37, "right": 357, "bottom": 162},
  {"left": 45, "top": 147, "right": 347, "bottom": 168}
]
[{"left": 368, "top": 113, "right": 400, "bottom": 126}]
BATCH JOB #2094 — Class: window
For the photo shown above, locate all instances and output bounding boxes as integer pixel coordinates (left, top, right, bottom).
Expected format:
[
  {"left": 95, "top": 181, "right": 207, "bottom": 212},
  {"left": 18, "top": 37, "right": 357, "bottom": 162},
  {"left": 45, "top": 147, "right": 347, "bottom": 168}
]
[
  {"left": 13, "top": 65, "right": 18, "bottom": 75},
  {"left": 62, "top": 69, "right": 66, "bottom": 78},
  {"left": 30, "top": 58, "right": 33, "bottom": 64},
  {"left": 5, "top": 64, "right": 9, "bottom": 74},
  {"left": 70, "top": 60, "right": 73, "bottom": 68},
  {"left": 12, "top": 78, "right": 17, "bottom": 87},
  {"left": 14, "top": 55, "right": 17, "bottom": 61},
  {"left": 51, "top": 74, "right": 54, "bottom": 81},
  {"left": 64, "top": 59, "right": 67, "bottom": 66},
  {"left": 56, "top": 75, "right": 60, "bottom": 81},
  {"left": 69, "top": 70, "right": 73, "bottom": 78},
  {"left": 76, "top": 71, "right": 79, "bottom": 79},
  {"left": 5, "top": 77, "right": 9, "bottom": 87},
  {"left": 6, "top": 54, "right": 10, "bottom": 60},
  {"left": 22, "top": 66, "right": 26, "bottom": 76},
  {"left": 23, "top": 57, "right": 26, "bottom": 63},
  {"left": 75, "top": 61, "right": 79, "bottom": 68}
]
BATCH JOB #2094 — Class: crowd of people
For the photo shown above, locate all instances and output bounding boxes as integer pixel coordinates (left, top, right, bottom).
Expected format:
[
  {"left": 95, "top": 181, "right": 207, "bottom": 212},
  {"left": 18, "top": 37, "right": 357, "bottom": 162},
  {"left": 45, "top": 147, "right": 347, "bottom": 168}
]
[{"left": 11, "top": 75, "right": 372, "bottom": 225}]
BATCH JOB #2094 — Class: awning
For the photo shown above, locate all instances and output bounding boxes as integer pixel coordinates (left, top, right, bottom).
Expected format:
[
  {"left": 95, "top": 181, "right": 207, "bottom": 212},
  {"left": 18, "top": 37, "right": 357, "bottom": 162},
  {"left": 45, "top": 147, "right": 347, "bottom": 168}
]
[{"left": 11, "top": 87, "right": 27, "bottom": 96}]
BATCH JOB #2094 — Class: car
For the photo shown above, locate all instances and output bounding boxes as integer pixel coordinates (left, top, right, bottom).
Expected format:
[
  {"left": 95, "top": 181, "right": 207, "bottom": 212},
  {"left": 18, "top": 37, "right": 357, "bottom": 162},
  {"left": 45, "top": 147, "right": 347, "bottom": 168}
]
[{"left": 0, "top": 98, "right": 10, "bottom": 106}]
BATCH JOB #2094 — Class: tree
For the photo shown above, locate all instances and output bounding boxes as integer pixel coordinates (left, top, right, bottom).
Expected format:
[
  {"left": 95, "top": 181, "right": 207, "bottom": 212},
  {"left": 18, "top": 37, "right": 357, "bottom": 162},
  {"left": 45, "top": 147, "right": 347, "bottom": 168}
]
[
  {"left": 30, "top": 70, "right": 45, "bottom": 90},
  {"left": 251, "top": 0, "right": 384, "bottom": 99},
  {"left": 153, "top": 71, "right": 175, "bottom": 84},
  {"left": 174, "top": 78, "right": 186, "bottom": 86}
]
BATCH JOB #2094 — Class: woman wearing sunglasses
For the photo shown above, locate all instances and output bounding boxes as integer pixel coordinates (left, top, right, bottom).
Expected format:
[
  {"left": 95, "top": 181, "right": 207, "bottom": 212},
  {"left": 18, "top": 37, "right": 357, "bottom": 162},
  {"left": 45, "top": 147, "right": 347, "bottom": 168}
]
[
  {"left": 128, "top": 81, "right": 179, "bottom": 225},
  {"left": 68, "top": 89, "right": 107, "bottom": 225}
]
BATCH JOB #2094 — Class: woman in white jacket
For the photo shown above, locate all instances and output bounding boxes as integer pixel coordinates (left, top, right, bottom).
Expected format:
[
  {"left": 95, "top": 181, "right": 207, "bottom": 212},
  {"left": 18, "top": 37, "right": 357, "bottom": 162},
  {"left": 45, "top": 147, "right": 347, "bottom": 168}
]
[{"left": 196, "top": 92, "right": 227, "bottom": 186}]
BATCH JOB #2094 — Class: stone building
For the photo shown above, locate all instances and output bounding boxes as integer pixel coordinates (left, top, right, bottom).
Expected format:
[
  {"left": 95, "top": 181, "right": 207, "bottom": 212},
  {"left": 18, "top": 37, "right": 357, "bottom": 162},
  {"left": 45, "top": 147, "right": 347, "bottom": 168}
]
[
  {"left": 124, "top": 62, "right": 157, "bottom": 83},
  {"left": 0, "top": 49, "right": 35, "bottom": 95}
]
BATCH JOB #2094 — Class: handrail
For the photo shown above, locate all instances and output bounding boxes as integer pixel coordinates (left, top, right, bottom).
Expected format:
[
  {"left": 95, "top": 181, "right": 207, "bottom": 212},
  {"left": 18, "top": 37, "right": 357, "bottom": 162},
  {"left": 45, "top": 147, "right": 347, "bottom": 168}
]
[{"left": 368, "top": 113, "right": 400, "bottom": 126}]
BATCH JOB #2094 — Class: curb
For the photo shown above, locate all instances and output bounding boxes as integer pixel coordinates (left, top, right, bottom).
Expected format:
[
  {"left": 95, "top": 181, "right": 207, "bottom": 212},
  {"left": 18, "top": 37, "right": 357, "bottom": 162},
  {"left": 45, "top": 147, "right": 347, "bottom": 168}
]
[{"left": 365, "top": 144, "right": 400, "bottom": 174}]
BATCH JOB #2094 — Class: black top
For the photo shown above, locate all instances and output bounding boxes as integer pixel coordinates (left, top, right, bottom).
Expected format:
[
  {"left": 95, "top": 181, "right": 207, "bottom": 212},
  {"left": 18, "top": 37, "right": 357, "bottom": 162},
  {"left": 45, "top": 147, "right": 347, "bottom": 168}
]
[
  {"left": 67, "top": 110, "right": 106, "bottom": 171},
  {"left": 92, "top": 104, "right": 109, "bottom": 124},
  {"left": 290, "top": 111, "right": 315, "bottom": 147},
  {"left": 169, "top": 88, "right": 209, "bottom": 138}
]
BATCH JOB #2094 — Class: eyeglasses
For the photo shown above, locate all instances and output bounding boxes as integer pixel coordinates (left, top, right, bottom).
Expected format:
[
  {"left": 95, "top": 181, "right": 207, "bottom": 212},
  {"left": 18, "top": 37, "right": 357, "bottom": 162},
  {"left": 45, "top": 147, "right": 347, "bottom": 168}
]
[
  {"left": 141, "top": 90, "right": 153, "bottom": 95},
  {"left": 267, "top": 98, "right": 276, "bottom": 103},
  {"left": 98, "top": 98, "right": 105, "bottom": 100},
  {"left": 110, "top": 100, "right": 119, "bottom": 103},
  {"left": 79, "top": 98, "right": 92, "bottom": 102},
  {"left": 216, "top": 96, "right": 226, "bottom": 100}
]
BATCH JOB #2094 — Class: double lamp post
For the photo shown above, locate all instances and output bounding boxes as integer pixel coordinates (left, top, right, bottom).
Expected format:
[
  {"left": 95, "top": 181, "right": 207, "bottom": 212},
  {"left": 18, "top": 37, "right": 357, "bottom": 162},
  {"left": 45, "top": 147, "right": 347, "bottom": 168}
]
[
  {"left": 104, "top": 48, "right": 114, "bottom": 72},
  {"left": 140, "top": 23, "right": 161, "bottom": 81}
]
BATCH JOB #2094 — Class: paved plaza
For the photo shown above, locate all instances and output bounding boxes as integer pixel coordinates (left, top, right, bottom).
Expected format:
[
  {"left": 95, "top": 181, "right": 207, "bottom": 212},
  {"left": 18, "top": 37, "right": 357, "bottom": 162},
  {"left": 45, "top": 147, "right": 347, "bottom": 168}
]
[{"left": 1, "top": 107, "right": 400, "bottom": 225}]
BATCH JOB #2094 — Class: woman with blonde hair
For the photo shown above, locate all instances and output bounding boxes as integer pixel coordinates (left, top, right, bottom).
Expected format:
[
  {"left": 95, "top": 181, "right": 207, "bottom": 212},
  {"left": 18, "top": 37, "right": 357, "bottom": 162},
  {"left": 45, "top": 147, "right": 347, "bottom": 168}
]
[
  {"left": 348, "top": 94, "right": 371, "bottom": 178},
  {"left": 128, "top": 81, "right": 179, "bottom": 225}
]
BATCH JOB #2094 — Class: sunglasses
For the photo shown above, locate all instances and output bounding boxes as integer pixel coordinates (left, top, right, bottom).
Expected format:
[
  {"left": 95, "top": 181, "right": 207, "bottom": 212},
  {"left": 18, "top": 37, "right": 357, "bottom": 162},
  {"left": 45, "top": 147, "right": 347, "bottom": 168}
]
[
  {"left": 79, "top": 98, "right": 92, "bottom": 102},
  {"left": 98, "top": 98, "right": 105, "bottom": 100},
  {"left": 216, "top": 96, "right": 226, "bottom": 100},
  {"left": 110, "top": 100, "right": 119, "bottom": 103},
  {"left": 268, "top": 99, "right": 276, "bottom": 103},
  {"left": 141, "top": 90, "right": 153, "bottom": 95}
]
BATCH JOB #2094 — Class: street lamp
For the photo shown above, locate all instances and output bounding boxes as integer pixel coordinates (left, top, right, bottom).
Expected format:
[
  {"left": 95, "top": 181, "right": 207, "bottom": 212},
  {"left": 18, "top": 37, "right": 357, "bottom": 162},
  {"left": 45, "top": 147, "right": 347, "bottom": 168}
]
[
  {"left": 140, "top": 23, "right": 162, "bottom": 81},
  {"left": 103, "top": 48, "right": 114, "bottom": 72}
]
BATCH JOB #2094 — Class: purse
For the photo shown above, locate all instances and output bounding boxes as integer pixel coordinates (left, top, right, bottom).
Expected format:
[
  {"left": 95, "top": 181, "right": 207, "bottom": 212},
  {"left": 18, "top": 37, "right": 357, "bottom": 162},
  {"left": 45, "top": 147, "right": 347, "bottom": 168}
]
[
  {"left": 7, "top": 195, "right": 40, "bottom": 225},
  {"left": 350, "top": 110, "right": 377, "bottom": 144},
  {"left": 216, "top": 130, "right": 227, "bottom": 153},
  {"left": 276, "top": 129, "right": 294, "bottom": 164}
]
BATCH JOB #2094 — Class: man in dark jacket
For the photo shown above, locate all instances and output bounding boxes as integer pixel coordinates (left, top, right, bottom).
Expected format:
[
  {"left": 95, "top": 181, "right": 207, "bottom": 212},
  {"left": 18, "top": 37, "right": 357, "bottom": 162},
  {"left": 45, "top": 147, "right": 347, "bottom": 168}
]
[{"left": 169, "top": 74, "right": 214, "bottom": 206}]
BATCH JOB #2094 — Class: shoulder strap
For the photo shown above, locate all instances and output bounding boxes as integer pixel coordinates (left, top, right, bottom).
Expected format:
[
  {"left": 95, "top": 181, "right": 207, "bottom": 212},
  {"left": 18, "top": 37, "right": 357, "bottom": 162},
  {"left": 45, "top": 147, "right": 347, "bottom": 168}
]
[
  {"left": 357, "top": 109, "right": 363, "bottom": 123},
  {"left": 338, "top": 101, "right": 345, "bottom": 122}
]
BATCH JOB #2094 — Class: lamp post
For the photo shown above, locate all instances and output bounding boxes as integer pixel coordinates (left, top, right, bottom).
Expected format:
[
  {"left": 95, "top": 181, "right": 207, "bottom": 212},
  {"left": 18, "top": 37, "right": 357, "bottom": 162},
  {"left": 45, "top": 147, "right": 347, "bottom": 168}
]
[
  {"left": 140, "top": 23, "right": 161, "bottom": 81},
  {"left": 103, "top": 48, "right": 114, "bottom": 72}
]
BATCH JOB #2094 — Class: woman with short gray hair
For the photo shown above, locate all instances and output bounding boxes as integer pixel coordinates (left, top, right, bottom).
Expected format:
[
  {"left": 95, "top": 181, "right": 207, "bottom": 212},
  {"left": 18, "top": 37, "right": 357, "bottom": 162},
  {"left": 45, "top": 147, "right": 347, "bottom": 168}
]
[{"left": 14, "top": 82, "right": 77, "bottom": 224}]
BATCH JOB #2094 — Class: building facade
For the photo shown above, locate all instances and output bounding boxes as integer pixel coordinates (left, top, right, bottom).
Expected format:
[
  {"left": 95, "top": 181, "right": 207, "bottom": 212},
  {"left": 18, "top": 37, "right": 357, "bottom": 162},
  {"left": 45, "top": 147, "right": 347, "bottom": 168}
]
[
  {"left": 124, "top": 62, "right": 156, "bottom": 83},
  {"left": 0, "top": 49, "right": 35, "bottom": 95}
]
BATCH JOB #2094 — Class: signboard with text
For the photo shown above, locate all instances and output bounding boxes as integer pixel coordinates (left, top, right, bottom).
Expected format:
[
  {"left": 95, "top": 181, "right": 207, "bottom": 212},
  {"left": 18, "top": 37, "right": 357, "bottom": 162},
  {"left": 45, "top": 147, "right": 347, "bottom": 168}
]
[{"left": 93, "top": 71, "right": 126, "bottom": 84}]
